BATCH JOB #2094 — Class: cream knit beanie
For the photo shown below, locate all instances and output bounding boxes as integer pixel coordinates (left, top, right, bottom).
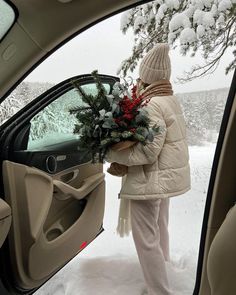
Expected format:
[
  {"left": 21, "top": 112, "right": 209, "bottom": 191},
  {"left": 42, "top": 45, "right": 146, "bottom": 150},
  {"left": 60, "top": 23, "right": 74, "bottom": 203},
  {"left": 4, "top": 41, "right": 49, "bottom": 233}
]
[{"left": 139, "top": 43, "right": 171, "bottom": 84}]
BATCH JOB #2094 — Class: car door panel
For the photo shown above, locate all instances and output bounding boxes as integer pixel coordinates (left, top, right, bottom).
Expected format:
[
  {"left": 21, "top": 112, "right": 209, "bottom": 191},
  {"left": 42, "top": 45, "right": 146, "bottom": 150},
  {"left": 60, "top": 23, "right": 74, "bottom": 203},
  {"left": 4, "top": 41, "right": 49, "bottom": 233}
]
[
  {"left": 13, "top": 141, "right": 91, "bottom": 174},
  {"left": 195, "top": 71, "right": 236, "bottom": 295},
  {"left": 0, "top": 74, "right": 118, "bottom": 292},
  {"left": 2, "top": 160, "right": 105, "bottom": 288}
]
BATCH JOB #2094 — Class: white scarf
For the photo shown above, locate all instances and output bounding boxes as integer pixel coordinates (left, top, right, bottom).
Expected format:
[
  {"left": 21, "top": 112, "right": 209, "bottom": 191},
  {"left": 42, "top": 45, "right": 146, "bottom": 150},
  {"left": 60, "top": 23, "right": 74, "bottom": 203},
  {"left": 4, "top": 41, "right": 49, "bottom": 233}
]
[{"left": 116, "top": 176, "right": 132, "bottom": 237}]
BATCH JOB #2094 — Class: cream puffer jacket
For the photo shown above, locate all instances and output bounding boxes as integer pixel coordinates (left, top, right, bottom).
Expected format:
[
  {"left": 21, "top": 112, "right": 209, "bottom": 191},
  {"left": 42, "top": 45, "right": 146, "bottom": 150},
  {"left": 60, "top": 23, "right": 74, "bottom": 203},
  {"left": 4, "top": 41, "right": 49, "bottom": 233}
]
[{"left": 106, "top": 95, "right": 191, "bottom": 200}]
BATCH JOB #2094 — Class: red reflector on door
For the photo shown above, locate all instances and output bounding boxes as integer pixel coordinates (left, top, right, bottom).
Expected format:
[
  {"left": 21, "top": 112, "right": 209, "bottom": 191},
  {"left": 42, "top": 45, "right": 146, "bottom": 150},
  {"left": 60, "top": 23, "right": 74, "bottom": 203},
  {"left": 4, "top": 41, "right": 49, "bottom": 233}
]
[{"left": 80, "top": 241, "right": 87, "bottom": 249}]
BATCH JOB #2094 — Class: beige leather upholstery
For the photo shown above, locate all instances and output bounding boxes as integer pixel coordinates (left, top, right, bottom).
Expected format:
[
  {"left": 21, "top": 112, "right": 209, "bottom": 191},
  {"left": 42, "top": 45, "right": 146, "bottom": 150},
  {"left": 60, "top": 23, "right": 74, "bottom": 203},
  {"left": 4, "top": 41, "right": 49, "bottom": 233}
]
[
  {"left": 0, "top": 198, "right": 11, "bottom": 248},
  {"left": 53, "top": 173, "right": 105, "bottom": 200},
  {"left": 199, "top": 95, "right": 236, "bottom": 294},
  {"left": 207, "top": 205, "right": 236, "bottom": 295},
  {"left": 3, "top": 160, "right": 105, "bottom": 288}
]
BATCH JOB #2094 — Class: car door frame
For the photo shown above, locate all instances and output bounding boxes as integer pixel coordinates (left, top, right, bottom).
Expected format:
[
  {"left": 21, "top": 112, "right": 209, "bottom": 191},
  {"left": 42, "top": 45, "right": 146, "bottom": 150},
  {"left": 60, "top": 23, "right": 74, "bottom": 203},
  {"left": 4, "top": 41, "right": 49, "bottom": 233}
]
[
  {"left": 193, "top": 69, "right": 236, "bottom": 294},
  {"left": 0, "top": 73, "right": 119, "bottom": 295}
]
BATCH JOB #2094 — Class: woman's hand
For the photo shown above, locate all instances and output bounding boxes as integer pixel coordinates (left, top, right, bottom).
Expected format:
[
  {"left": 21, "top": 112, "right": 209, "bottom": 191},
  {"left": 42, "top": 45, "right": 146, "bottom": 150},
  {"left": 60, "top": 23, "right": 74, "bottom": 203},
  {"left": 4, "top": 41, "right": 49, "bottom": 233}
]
[{"left": 107, "top": 162, "right": 128, "bottom": 177}]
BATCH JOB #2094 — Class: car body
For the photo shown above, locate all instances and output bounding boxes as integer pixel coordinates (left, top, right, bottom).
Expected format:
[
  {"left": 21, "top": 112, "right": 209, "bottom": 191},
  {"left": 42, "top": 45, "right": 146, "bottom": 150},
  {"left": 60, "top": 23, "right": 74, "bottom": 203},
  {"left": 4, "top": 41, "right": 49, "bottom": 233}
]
[{"left": 0, "top": 0, "right": 236, "bottom": 294}]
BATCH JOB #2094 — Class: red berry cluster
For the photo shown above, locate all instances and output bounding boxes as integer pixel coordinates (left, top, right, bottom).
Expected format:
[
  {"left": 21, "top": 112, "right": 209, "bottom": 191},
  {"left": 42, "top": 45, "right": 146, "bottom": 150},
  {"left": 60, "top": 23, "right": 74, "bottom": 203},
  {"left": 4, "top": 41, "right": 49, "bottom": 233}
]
[
  {"left": 119, "top": 85, "right": 143, "bottom": 116},
  {"left": 113, "top": 85, "right": 151, "bottom": 133}
]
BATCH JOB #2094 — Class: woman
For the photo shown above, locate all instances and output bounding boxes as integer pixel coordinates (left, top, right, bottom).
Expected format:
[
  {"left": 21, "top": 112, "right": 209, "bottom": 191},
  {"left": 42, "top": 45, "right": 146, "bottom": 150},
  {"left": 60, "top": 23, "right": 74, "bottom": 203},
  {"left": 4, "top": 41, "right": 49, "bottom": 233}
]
[{"left": 106, "top": 43, "right": 191, "bottom": 295}]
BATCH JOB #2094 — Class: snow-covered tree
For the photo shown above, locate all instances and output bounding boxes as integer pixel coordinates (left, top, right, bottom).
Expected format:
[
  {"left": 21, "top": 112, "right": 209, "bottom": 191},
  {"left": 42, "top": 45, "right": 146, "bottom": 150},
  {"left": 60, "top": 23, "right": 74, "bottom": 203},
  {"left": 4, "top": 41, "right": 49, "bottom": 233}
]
[
  {"left": 0, "top": 81, "right": 54, "bottom": 126},
  {"left": 177, "top": 87, "right": 228, "bottom": 145},
  {"left": 29, "top": 89, "right": 79, "bottom": 141},
  {"left": 0, "top": 92, "right": 24, "bottom": 125},
  {"left": 119, "top": 0, "right": 236, "bottom": 81},
  {"left": 213, "top": 99, "right": 225, "bottom": 131}
]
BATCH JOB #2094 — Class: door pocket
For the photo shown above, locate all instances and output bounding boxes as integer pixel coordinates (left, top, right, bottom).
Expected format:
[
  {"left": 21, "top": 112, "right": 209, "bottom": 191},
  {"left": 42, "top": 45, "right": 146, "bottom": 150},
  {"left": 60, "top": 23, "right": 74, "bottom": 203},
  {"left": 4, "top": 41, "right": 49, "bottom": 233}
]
[
  {"left": 44, "top": 199, "right": 87, "bottom": 241},
  {"left": 53, "top": 173, "right": 105, "bottom": 201},
  {"left": 2, "top": 160, "right": 105, "bottom": 288}
]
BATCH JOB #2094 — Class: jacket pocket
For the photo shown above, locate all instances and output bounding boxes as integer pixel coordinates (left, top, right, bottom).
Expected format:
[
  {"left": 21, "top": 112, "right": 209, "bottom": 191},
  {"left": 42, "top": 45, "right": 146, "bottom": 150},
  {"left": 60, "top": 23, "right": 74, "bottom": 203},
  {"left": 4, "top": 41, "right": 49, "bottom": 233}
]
[{"left": 128, "top": 165, "right": 147, "bottom": 184}]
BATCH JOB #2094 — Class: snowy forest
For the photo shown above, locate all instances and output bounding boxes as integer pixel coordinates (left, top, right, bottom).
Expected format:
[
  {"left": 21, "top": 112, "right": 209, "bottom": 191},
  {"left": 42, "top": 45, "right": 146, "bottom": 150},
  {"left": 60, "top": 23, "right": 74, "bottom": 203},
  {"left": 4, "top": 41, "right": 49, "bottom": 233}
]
[{"left": 0, "top": 81, "right": 229, "bottom": 146}]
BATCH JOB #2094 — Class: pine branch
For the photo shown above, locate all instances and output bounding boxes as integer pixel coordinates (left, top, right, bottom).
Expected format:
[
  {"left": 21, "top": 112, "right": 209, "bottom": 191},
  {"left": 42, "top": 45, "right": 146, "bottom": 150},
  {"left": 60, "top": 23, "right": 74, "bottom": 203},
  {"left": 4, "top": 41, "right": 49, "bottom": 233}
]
[
  {"left": 177, "top": 16, "right": 236, "bottom": 83},
  {"left": 71, "top": 79, "right": 100, "bottom": 116},
  {"left": 69, "top": 106, "right": 91, "bottom": 114},
  {"left": 119, "top": 1, "right": 236, "bottom": 82}
]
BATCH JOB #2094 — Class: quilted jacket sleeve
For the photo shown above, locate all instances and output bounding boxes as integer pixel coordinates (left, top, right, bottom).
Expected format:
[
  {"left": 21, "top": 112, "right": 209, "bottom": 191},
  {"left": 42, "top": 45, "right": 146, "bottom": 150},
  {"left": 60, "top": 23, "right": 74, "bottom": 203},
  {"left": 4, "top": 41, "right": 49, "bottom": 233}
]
[{"left": 105, "top": 102, "right": 167, "bottom": 166}]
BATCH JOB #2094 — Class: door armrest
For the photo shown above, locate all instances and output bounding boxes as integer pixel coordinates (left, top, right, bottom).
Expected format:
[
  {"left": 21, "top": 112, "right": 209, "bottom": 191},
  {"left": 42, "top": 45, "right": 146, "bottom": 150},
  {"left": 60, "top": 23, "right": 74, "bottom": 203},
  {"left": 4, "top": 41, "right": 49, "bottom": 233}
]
[
  {"left": 53, "top": 173, "right": 105, "bottom": 200},
  {"left": 0, "top": 199, "right": 11, "bottom": 219}
]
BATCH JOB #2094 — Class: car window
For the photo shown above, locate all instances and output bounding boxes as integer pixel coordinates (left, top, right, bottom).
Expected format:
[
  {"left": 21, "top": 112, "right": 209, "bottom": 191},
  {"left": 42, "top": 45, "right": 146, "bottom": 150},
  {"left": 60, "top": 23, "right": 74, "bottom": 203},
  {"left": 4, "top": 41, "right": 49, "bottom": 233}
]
[
  {"left": 0, "top": 0, "right": 16, "bottom": 41},
  {"left": 27, "top": 83, "right": 110, "bottom": 150}
]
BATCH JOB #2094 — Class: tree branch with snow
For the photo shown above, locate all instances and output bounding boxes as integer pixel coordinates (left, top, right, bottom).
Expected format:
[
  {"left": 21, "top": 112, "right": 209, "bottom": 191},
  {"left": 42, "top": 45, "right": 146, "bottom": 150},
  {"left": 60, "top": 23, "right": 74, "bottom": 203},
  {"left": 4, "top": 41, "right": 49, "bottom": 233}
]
[{"left": 119, "top": 0, "right": 236, "bottom": 82}]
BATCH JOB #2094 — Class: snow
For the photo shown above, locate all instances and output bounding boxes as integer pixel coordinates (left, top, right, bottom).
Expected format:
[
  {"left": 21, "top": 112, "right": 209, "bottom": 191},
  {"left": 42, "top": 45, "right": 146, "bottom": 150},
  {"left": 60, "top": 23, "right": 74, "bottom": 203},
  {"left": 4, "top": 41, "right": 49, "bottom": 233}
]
[
  {"left": 168, "top": 32, "right": 176, "bottom": 44},
  {"left": 217, "top": 13, "right": 225, "bottom": 24},
  {"left": 196, "top": 25, "right": 205, "bottom": 38},
  {"left": 211, "top": 3, "right": 218, "bottom": 15},
  {"left": 203, "top": 0, "right": 214, "bottom": 8},
  {"left": 120, "top": 12, "right": 131, "bottom": 31},
  {"left": 193, "top": 9, "right": 204, "bottom": 25},
  {"left": 180, "top": 28, "right": 197, "bottom": 44},
  {"left": 218, "top": 0, "right": 233, "bottom": 12},
  {"left": 165, "top": 0, "right": 180, "bottom": 10},
  {"left": 35, "top": 144, "right": 216, "bottom": 295},
  {"left": 193, "top": 10, "right": 215, "bottom": 27},
  {"left": 159, "top": 3, "right": 168, "bottom": 15},
  {"left": 134, "top": 16, "right": 146, "bottom": 32},
  {"left": 169, "top": 13, "right": 191, "bottom": 32},
  {"left": 202, "top": 12, "right": 215, "bottom": 27}
]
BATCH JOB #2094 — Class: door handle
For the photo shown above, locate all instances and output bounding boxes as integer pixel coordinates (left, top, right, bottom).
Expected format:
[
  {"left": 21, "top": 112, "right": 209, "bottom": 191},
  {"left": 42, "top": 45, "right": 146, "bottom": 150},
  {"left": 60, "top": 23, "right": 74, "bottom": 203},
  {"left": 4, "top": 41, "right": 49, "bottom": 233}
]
[
  {"left": 53, "top": 173, "right": 105, "bottom": 200},
  {"left": 60, "top": 169, "right": 79, "bottom": 184}
]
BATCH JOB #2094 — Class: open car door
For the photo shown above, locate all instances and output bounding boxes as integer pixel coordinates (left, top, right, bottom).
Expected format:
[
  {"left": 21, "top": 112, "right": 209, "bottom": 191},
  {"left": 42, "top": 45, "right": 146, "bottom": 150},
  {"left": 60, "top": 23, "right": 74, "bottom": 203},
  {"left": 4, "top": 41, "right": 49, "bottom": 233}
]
[{"left": 0, "top": 74, "right": 119, "bottom": 294}]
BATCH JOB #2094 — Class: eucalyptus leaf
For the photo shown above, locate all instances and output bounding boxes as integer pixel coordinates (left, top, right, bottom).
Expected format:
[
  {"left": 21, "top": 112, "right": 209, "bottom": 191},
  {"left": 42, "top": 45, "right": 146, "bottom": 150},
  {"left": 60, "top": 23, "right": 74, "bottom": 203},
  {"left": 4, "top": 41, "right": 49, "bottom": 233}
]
[
  {"left": 106, "top": 95, "right": 114, "bottom": 105},
  {"left": 134, "top": 133, "right": 146, "bottom": 141},
  {"left": 113, "top": 104, "right": 120, "bottom": 115},
  {"left": 105, "top": 111, "right": 113, "bottom": 119},
  {"left": 99, "top": 109, "right": 106, "bottom": 119},
  {"left": 102, "top": 119, "right": 117, "bottom": 129},
  {"left": 122, "top": 131, "right": 133, "bottom": 138},
  {"left": 112, "top": 103, "right": 118, "bottom": 113},
  {"left": 139, "top": 108, "right": 148, "bottom": 116},
  {"left": 111, "top": 131, "right": 121, "bottom": 138},
  {"left": 147, "top": 132, "right": 154, "bottom": 142}
]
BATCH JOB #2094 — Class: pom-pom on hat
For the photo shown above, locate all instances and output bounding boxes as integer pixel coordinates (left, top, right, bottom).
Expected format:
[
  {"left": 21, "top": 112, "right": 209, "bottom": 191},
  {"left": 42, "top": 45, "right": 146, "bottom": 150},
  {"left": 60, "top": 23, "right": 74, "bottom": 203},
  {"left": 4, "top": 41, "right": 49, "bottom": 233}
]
[{"left": 139, "top": 43, "right": 171, "bottom": 84}]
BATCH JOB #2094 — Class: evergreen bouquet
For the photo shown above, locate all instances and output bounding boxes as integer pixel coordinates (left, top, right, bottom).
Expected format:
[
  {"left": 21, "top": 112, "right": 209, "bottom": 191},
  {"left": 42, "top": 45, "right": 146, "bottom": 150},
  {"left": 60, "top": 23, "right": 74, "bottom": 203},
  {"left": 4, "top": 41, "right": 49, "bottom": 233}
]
[{"left": 70, "top": 71, "right": 159, "bottom": 173}]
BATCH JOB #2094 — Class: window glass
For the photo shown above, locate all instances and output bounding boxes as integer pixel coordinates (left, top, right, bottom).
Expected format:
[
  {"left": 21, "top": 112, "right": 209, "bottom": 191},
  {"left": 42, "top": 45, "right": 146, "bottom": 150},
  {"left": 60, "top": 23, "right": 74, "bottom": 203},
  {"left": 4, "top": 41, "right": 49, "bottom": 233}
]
[
  {"left": 27, "top": 83, "right": 110, "bottom": 150},
  {"left": 0, "top": 0, "right": 15, "bottom": 40}
]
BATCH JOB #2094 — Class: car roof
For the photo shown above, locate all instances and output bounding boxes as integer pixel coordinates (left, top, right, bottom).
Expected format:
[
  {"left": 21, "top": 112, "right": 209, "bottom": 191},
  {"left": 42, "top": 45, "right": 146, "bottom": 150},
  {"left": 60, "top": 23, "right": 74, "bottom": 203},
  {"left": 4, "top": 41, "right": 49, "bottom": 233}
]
[{"left": 0, "top": 0, "right": 141, "bottom": 101}]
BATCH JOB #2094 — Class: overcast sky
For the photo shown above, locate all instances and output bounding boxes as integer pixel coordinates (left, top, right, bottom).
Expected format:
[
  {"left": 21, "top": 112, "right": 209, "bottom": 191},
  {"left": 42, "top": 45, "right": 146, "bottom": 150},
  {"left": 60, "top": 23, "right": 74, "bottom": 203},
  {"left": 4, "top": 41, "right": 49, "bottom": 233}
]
[{"left": 25, "top": 12, "right": 234, "bottom": 94}]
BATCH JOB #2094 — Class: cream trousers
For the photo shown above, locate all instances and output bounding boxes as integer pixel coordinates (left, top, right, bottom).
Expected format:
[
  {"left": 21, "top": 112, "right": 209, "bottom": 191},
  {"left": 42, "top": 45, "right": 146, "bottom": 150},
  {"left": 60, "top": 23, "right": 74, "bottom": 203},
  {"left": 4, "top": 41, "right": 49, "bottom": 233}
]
[{"left": 130, "top": 198, "right": 172, "bottom": 295}]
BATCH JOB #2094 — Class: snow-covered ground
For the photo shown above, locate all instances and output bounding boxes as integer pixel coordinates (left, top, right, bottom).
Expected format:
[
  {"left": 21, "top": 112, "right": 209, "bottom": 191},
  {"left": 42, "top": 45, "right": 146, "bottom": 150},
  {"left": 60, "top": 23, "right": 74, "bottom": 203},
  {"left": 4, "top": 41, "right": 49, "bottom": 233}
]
[{"left": 35, "top": 144, "right": 215, "bottom": 295}]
